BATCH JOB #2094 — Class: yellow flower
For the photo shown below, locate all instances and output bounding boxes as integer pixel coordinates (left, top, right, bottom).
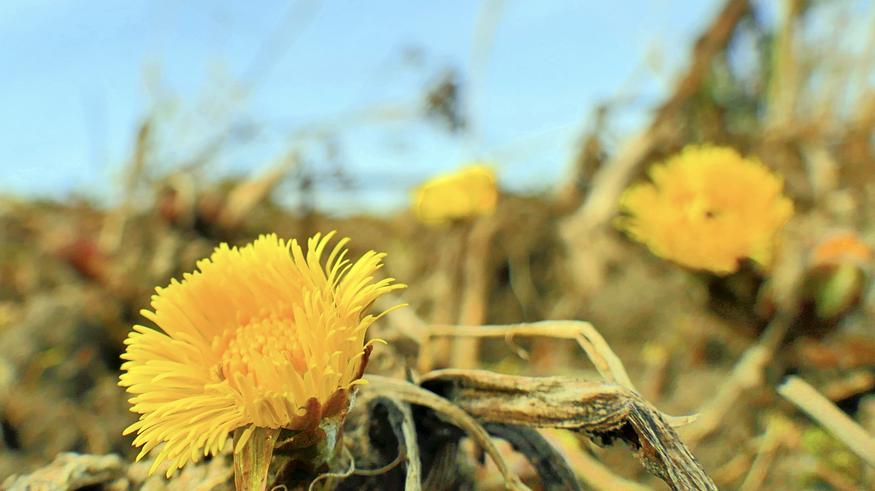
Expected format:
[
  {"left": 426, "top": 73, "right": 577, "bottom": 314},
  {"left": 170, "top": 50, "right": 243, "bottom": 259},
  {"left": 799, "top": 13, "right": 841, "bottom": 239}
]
[
  {"left": 618, "top": 145, "right": 794, "bottom": 274},
  {"left": 412, "top": 164, "right": 498, "bottom": 225},
  {"left": 119, "top": 232, "right": 403, "bottom": 476}
]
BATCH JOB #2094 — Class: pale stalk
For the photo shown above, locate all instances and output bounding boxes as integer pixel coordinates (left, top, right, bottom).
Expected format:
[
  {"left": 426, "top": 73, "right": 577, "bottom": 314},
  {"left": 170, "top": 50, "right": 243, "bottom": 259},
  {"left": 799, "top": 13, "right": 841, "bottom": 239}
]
[{"left": 233, "top": 426, "right": 280, "bottom": 491}]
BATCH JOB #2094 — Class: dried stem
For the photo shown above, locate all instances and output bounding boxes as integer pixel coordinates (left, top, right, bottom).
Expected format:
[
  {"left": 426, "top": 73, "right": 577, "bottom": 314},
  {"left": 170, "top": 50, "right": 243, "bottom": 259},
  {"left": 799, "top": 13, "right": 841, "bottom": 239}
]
[
  {"left": 682, "top": 313, "right": 792, "bottom": 444},
  {"left": 778, "top": 376, "right": 875, "bottom": 469},
  {"left": 483, "top": 424, "right": 581, "bottom": 491},
  {"left": 738, "top": 417, "right": 794, "bottom": 491},
  {"left": 99, "top": 119, "right": 151, "bottom": 255},
  {"left": 419, "top": 225, "right": 466, "bottom": 372},
  {"left": 218, "top": 152, "right": 298, "bottom": 230},
  {"left": 428, "top": 320, "right": 635, "bottom": 391},
  {"left": 561, "top": 0, "right": 750, "bottom": 241},
  {"left": 365, "top": 375, "right": 531, "bottom": 491},
  {"left": 422, "top": 369, "right": 715, "bottom": 491},
  {"left": 308, "top": 447, "right": 355, "bottom": 491},
  {"left": 766, "top": 0, "right": 802, "bottom": 130},
  {"left": 451, "top": 215, "right": 500, "bottom": 368},
  {"left": 367, "top": 397, "right": 422, "bottom": 490},
  {"left": 541, "top": 429, "right": 650, "bottom": 491}
]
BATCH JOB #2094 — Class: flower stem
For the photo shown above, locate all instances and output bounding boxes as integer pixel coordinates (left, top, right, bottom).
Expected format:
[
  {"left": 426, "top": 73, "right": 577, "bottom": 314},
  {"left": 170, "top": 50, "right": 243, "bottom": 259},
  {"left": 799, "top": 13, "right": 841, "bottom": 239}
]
[{"left": 233, "top": 425, "right": 280, "bottom": 491}]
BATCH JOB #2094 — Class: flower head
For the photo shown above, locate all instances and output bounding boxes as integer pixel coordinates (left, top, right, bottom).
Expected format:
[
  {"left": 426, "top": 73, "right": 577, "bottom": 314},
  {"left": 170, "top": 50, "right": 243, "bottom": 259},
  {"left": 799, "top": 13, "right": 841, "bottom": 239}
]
[
  {"left": 412, "top": 164, "right": 498, "bottom": 225},
  {"left": 618, "top": 145, "right": 794, "bottom": 274},
  {"left": 119, "top": 232, "right": 403, "bottom": 476}
]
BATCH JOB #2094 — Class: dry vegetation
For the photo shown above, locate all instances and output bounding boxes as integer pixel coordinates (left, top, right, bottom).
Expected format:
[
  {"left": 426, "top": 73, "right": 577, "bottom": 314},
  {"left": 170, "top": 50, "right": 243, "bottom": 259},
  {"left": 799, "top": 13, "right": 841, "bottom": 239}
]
[{"left": 3, "top": 0, "right": 875, "bottom": 489}]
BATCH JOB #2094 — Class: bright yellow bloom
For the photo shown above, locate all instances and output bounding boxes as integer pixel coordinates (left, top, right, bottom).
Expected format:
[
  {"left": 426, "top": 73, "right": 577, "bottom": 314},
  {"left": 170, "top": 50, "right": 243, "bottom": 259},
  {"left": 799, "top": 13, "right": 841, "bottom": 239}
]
[
  {"left": 119, "top": 232, "right": 403, "bottom": 476},
  {"left": 618, "top": 145, "right": 794, "bottom": 274},
  {"left": 412, "top": 164, "right": 498, "bottom": 225}
]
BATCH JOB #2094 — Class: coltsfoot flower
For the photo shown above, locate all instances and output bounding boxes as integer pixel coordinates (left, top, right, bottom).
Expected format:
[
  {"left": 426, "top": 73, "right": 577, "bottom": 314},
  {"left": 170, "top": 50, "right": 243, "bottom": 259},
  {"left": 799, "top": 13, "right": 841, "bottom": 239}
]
[
  {"left": 119, "top": 232, "right": 403, "bottom": 476},
  {"left": 412, "top": 164, "right": 498, "bottom": 225},
  {"left": 618, "top": 145, "right": 794, "bottom": 274}
]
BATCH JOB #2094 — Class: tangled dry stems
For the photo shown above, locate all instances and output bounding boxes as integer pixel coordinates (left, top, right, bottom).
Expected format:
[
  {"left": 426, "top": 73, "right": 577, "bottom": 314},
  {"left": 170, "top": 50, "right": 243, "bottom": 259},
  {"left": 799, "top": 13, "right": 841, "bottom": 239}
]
[{"left": 356, "top": 320, "right": 717, "bottom": 491}]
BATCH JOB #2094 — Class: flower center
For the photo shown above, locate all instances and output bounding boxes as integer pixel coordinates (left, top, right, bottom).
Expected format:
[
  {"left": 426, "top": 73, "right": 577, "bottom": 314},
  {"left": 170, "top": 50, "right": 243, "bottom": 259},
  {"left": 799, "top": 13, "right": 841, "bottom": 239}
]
[{"left": 219, "top": 317, "right": 306, "bottom": 382}]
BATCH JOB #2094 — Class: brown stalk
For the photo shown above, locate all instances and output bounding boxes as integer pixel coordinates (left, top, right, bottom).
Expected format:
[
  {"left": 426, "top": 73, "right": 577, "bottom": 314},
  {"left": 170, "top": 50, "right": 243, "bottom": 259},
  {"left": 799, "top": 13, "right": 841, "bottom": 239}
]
[
  {"left": 217, "top": 152, "right": 299, "bottom": 230},
  {"left": 540, "top": 428, "right": 650, "bottom": 491},
  {"left": 737, "top": 416, "right": 795, "bottom": 491},
  {"left": 765, "top": 0, "right": 803, "bottom": 131},
  {"left": 365, "top": 375, "right": 531, "bottom": 491},
  {"left": 99, "top": 119, "right": 152, "bottom": 255},
  {"left": 421, "top": 369, "right": 716, "bottom": 491},
  {"left": 366, "top": 397, "right": 422, "bottom": 490},
  {"left": 418, "top": 225, "right": 466, "bottom": 372},
  {"left": 561, "top": 0, "right": 750, "bottom": 244},
  {"left": 483, "top": 424, "right": 581, "bottom": 491},
  {"left": 450, "top": 215, "right": 500, "bottom": 369},
  {"left": 778, "top": 376, "right": 875, "bottom": 469},
  {"left": 681, "top": 313, "right": 792, "bottom": 445},
  {"left": 428, "top": 320, "right": 635, "bottom": 391}
]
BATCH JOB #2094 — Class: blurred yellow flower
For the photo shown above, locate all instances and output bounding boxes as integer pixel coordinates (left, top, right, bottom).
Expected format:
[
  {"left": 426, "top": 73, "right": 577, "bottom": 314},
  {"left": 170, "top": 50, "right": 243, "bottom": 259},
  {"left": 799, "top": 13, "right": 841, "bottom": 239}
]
[
  {"left": 618, "top": 145, "right": 793, "bottom": 274},
  {"left": 119, "top": 232, "right": 403, "bottom": 477},
  {"left": 412, "top": 164, "right": 498, "bottom": 225}
]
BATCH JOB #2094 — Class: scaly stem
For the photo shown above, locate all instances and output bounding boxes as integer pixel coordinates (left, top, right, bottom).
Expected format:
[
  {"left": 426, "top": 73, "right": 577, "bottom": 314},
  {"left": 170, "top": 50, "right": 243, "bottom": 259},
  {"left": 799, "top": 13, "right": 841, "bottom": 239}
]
[{"left": 233, "top": 425, "right": 280, "bottom": 491}]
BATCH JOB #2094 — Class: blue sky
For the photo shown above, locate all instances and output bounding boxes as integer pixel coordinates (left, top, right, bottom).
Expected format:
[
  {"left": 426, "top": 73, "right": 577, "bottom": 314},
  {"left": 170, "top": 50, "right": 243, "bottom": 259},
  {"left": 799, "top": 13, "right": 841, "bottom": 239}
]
[{"left": 0, "top": 0, "right": 728, "bottom": 213}]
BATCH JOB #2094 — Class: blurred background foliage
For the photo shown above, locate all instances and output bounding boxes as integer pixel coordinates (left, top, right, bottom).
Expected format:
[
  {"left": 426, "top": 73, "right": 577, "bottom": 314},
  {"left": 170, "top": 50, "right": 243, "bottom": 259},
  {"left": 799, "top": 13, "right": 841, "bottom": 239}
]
[{"left": 3, "top": 0, "right": 875, "bottom": 489}]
